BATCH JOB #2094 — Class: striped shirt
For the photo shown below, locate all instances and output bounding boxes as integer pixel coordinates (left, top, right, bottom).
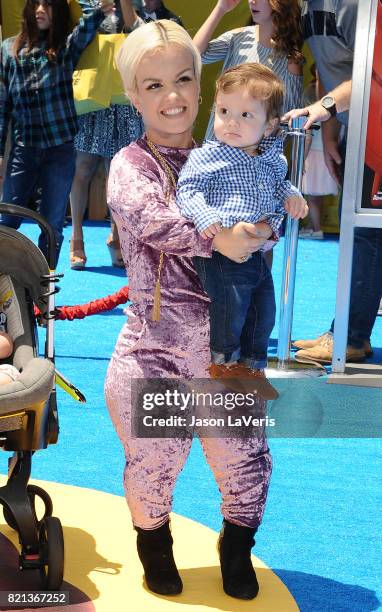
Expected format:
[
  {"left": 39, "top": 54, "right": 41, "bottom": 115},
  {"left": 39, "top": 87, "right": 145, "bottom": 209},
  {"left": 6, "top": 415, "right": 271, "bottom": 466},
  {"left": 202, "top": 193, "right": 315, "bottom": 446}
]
[
  {"left": 177, "top": 136, "right": 300, "bottom": 236},
  {"left": 202, "top": 27, "right": 303, "bottom": 140},
  {"left": 0, "top": 7, "right": 104, "bottom": 156}
]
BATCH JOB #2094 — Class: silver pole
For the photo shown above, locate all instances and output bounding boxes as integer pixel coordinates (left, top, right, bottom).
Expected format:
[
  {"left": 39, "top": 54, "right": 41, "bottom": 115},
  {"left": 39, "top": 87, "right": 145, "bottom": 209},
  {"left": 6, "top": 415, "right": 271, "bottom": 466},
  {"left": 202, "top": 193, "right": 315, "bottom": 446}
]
[{"left": 277, "top": 117, "right": 307, "bottom": 367}]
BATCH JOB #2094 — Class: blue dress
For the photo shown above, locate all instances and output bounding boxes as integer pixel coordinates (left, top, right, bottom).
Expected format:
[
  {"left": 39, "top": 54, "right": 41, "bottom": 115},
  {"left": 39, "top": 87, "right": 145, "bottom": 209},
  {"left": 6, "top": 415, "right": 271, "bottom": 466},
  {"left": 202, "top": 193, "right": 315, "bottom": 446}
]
[{"left": 74, "top": 0, "right": 144, "bottom": 159}]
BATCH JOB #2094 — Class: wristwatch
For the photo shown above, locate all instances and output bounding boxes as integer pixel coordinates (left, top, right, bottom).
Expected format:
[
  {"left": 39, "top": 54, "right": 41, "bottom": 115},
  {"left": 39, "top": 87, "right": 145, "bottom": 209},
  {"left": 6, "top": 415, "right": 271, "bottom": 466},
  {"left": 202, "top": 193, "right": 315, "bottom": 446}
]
[{"left": 321, "top": 95, "right": 337, "bottom": 117}]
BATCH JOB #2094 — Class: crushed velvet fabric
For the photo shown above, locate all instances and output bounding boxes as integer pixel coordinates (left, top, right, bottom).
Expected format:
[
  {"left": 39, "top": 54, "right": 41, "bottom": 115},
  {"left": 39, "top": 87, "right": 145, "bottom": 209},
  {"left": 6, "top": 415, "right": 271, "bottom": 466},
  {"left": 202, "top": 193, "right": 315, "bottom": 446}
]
[{"left": 104, "top": 137, "right": 272, "bottom": 529}]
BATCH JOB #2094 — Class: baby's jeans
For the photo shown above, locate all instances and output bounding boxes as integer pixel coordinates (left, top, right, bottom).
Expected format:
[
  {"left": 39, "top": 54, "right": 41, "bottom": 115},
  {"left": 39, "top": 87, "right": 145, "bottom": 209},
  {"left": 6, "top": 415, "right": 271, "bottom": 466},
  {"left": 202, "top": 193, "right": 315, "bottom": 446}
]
[{"left": 194, "top": 251, "right": 276, "bottom": 369}]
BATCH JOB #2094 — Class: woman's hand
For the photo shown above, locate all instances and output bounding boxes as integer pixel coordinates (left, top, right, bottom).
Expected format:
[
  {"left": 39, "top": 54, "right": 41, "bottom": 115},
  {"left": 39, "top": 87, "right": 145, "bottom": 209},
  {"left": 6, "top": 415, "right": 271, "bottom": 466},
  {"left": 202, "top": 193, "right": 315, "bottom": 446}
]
[
  {"left": 193, "top": 0, "right": 241, "bottom": 54},
  {"left": 212, "top": 221, "right": 272, "bottom": 263},
  {"left": 217, "top": 0, "right": 242, "bottom": 14}
]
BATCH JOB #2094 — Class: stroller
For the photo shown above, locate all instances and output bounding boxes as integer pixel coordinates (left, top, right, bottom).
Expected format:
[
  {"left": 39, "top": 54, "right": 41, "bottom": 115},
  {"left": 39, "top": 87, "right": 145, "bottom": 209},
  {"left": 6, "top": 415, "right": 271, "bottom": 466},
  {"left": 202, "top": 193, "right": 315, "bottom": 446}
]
[{"left": 0, "top": 204, "right": 64, "bottom": 590}]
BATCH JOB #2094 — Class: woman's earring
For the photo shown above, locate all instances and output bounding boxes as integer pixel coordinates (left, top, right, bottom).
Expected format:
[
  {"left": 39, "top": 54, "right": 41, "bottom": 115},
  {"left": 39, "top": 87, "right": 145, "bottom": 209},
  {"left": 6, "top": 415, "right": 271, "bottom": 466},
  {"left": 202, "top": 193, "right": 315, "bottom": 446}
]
[
  {"left": 133, "top": 106, "right": 141, "bottom": 117},
  {"left": 198, "top": 95, "right": 203, "bottom": 105}
]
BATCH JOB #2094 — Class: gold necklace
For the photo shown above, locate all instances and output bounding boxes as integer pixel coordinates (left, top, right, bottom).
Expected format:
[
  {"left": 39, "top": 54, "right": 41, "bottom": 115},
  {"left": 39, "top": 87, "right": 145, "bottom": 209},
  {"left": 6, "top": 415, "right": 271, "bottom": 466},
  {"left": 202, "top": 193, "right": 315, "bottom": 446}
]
[
  {"left": 146, "top": 139, "right": 177, "bottom": 201},
  {"left": 146, "top": 138, "right": 178, "bottom": 322}
]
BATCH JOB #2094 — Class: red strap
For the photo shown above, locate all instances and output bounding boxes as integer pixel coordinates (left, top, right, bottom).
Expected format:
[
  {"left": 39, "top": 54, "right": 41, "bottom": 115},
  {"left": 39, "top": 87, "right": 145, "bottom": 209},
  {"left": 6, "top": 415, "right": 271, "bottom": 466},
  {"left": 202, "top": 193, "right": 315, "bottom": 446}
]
[{"left": 34, "top": 286, "right": 130, "bottom": 320}]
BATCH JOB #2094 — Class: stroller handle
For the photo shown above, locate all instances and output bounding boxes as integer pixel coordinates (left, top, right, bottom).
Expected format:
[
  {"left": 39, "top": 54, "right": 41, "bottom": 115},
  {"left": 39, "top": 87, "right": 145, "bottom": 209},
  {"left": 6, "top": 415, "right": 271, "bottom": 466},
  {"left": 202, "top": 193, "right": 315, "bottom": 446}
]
[{"left": 0, "top": 204, "right": 57, "bottom": 269}]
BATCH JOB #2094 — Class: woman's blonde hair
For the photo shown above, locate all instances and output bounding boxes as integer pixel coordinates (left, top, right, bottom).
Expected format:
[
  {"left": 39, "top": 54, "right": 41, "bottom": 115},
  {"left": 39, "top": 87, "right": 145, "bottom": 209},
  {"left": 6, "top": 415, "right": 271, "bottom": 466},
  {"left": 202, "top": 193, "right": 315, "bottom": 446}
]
[{"left": 116, "top": 20, "right": 202, "bottom": 95}]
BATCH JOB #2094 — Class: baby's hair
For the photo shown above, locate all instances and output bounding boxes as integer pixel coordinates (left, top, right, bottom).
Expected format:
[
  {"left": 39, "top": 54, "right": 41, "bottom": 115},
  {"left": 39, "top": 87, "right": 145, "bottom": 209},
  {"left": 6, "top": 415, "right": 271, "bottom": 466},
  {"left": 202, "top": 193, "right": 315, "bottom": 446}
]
[
  {"left": 116, "top": 19, "right": 202, "bottom": 95},
  {"left": 216, "top": 63, "right": 284, "bottom": 121}
]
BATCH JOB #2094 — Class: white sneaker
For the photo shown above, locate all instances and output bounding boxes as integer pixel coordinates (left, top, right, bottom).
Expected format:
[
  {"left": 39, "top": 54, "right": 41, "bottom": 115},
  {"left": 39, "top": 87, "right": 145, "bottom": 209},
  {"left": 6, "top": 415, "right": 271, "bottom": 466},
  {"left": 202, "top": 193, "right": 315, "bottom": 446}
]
[
  {"left": 299, "top": 228, "right": 313, "bottom": 238},
  {"left": 378, "top": 297, "right": 382, "bottom": 316},
  {"left": 310, "top": 230, "right": 324, "bottom": 240}
]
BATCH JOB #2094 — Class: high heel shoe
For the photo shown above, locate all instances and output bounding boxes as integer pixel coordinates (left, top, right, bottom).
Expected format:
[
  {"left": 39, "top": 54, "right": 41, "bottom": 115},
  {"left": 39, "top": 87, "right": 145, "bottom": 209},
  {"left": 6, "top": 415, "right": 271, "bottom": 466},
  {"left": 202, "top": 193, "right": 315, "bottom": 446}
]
[
  {"left": 70, "top": 239, "right": 87, "bottom": 270},
  {"left": 106, "top": 239, "right": 124, "bottom": 268}
]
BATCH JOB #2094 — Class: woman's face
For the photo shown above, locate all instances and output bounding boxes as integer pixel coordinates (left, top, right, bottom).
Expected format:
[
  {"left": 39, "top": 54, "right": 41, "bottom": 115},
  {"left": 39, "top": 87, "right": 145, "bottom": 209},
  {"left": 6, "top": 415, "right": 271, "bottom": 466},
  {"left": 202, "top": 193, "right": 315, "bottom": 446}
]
[
  {"left": 248, "top": 0, "right": 273, "bottom": 24},
  {"left": 131, "top": 44, "right": 199, "bottom": 148},
  {"left": 33, "top": 0, "right": 53, "bottom": 30}
]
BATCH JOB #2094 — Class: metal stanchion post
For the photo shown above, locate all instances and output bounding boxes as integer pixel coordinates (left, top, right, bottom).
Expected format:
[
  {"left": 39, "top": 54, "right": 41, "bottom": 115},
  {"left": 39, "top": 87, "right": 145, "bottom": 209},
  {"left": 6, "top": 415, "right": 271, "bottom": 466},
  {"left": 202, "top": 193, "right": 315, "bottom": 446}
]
[{"left": 267, "top": 118, "right": 325, "bottom": 378}]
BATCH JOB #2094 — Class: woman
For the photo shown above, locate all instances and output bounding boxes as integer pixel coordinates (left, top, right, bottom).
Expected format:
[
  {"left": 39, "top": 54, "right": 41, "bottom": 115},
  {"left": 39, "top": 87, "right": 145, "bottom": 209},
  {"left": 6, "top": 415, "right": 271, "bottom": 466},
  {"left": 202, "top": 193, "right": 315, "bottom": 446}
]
[
  {"left": 194, "top": 0, "right": 303, "bottom": 140},
  {"left": 105, "top": 19, "right": 274, "bottom": 601},
  {"left": 70, "top": 0, "right": 143, "bottom": 269},
  {"left": 0, "top": 0, "right": 112, "bottom": 263}
]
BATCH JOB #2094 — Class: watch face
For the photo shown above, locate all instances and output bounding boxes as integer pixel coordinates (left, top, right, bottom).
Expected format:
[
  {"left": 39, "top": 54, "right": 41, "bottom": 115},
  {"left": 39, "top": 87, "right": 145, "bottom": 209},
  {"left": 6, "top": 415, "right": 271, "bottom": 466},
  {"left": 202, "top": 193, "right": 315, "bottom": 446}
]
[{"left": 322, "top": 96, "right": 335, "bottom": 109}]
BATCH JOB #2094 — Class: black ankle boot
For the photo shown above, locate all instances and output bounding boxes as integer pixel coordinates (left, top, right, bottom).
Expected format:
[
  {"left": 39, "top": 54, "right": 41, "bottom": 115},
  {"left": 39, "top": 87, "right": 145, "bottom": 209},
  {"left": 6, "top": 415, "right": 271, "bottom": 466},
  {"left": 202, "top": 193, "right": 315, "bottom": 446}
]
[
  {"left": 135, "top": 521, "right": 183, "bottom": 595},
  {"left": 218, "top": 520, "right": 259, "bottom": 600}
]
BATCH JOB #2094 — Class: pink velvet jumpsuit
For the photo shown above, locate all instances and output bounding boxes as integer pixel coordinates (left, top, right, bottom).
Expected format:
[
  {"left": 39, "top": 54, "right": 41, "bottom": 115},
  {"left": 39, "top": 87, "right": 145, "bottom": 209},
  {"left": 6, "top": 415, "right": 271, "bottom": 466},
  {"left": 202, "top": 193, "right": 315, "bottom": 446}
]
[{"left": 104, "top": 137, "right": 272, "bottom": 530}]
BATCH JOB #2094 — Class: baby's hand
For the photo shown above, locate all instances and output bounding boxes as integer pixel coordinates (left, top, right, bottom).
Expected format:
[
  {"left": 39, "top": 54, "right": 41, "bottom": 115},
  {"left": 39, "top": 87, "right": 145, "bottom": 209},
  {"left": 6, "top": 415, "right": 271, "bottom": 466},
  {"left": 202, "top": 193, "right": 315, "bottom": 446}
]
[
  {"left": 251, "top": 221, "right": 272, "bottom": 239},
  {"left": 284, "top": 195, "right": 309, "bottom": 220},
  {"left": 200, "top": 223, "right": 222, "bottom": 240}
]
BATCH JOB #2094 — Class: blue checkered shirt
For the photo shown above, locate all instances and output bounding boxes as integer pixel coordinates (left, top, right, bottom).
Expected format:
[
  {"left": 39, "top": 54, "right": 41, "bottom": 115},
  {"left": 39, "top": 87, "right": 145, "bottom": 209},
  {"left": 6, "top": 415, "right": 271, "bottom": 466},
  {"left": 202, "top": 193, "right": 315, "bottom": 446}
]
[
  {"left": 177, "top": 136, "right": 300, "bottom": 236},
  {"left": 0, "top": 7, "right": 104, "bottom": 156}
]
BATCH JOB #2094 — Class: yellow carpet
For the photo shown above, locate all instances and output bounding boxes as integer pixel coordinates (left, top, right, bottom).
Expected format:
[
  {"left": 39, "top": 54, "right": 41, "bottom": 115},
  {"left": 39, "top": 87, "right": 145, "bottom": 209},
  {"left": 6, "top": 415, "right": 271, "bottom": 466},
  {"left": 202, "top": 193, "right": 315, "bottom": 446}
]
[{"left": 0, "top": 477, "right": 298, "bottom": 611}]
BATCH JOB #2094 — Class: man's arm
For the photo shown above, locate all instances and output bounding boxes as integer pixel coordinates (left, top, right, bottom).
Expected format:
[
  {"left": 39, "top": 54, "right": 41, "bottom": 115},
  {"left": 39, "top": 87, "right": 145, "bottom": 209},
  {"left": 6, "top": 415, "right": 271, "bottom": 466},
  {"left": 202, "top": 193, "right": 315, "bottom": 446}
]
[{"left": 282, "top": 80, "right": 352, "bottom": 129}]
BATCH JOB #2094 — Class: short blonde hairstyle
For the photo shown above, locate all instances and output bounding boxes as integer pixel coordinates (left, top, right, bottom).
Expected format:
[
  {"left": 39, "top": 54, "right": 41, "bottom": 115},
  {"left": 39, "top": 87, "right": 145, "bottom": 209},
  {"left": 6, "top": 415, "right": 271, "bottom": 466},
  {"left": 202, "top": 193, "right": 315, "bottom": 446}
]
[{"left": 116, "top": 19, "right": 202, "bottom": 95}]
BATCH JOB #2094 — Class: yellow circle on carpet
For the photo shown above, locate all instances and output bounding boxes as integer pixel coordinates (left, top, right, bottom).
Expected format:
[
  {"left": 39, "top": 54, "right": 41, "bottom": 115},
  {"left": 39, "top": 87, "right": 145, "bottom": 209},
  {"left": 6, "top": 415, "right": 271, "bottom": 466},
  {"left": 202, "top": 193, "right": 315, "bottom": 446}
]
[{"left": 0, "top": 477, "right": 298, "bottom": 611}]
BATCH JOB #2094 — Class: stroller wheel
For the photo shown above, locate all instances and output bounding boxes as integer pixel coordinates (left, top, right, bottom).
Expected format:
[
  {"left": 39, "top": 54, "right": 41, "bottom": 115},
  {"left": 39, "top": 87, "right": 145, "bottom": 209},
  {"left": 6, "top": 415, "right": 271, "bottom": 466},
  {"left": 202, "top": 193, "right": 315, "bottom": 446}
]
[
  {"left": 39, "top": 516, "right": 64, "bottom": 590},
  {"left": 2, "top": 485, "right": 53, "bottom": 531}
]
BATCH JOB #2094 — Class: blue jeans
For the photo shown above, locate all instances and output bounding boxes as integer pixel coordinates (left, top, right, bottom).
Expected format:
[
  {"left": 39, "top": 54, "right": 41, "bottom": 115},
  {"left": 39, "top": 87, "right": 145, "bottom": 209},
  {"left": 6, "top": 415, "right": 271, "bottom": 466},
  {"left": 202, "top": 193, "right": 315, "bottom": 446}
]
[
  {"left": 329, "top": 141, "right": 382, "bottom": 347},
  {"left": 194, "top": 251, "right": 276, "bottom": 369},
  {"left": 0, "top": 142, "right": 76, "bottom": 263}
]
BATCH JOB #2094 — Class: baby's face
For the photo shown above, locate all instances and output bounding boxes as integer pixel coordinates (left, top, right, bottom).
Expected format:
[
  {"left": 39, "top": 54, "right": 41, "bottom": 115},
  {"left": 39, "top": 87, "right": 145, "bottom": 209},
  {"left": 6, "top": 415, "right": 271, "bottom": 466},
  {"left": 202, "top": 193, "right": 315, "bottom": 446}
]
[{"left": 214, "top": 87, "right": 272, "bottom": 149}]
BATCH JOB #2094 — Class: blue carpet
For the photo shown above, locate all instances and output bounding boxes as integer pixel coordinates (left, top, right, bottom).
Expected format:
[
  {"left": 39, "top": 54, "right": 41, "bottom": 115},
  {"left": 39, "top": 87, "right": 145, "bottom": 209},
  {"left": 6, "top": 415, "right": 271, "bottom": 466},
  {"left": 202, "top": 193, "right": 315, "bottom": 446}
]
[{"left": 1, "top": 220, "right": 381, "bottom": 610}]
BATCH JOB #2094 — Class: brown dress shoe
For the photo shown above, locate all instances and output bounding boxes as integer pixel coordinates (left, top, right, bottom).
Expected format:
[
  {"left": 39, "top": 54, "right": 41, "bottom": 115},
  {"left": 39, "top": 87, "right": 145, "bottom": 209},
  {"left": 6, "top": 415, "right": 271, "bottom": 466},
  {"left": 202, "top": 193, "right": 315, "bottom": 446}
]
[
  {"left": 292, "top": 332, "right": 331, "bottom": 350},
  {"left": 294, "top": 334, "right": 366, "bottom": 364},
  {"left": 293, "top": 332, "right": 373, "bottom": 356},
  {"left": 208, "top": 363, "right": 279, "bottom": 400}
]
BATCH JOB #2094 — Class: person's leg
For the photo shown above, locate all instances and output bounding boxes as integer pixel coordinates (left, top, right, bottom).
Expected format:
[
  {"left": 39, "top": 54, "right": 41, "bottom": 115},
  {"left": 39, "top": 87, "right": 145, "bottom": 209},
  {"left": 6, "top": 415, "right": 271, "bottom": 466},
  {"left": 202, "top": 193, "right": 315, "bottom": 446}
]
[
  {"left": 345, "top": 226, "right": 382, "bottom": 347},
  {"left": 38, "top": 142, "right": 76, "bottom": 263},
  {"left": 107, "top": 386, "right": 192, "bottom": 595},
  {"left": 0, "top": 144, "right": 40, "bottom": 230},
  {"left": 201, "top": 432, "right": 272, "bottom": 527},
  {"left": 263, "top": 249, "right": 273, "bottom": 270},
  {"left": 295, "top": 152, "right": 382, "bottom": 356},
  {"left": 103, "top": 157, "right": 124, "bottom": 267},
  {"left": 240, "top": 254, "right": 276, "bottom": 370},
  {"left": 69, "top": 150, "right": 101, "bottom": 267},
  {"left": 194, "top": 252, "right": 254, "bottom": 365},
  {"left": 329, "top": 164, "right": 382, "bottom": 348},
  {"left": 307, "top": 194, "right": 324, "bottom": 232},
  {"left": 200, "top": 430, "right": 272, "bottom": 599},
  {"left": 194, "top": 253, "right": 278, "bottom": 398}
]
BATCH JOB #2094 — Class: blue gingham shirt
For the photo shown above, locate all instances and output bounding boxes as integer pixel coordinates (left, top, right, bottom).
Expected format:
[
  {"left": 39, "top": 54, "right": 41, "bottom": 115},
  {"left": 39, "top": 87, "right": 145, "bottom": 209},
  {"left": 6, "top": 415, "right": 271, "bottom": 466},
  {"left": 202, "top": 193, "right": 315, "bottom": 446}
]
[
  {"left": 0, "top": 6, "right": 104, "bottom": 156},
  {"left": 177, "top": 136, "right": 300, "bottom": 236}
]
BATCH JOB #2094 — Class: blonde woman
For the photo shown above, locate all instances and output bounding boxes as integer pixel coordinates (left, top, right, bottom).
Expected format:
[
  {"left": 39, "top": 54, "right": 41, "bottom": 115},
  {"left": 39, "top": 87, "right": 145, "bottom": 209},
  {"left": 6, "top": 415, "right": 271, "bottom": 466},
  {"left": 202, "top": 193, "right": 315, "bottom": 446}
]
[{"left": 105, "top": 20, "right": 274, "bottom": 600}]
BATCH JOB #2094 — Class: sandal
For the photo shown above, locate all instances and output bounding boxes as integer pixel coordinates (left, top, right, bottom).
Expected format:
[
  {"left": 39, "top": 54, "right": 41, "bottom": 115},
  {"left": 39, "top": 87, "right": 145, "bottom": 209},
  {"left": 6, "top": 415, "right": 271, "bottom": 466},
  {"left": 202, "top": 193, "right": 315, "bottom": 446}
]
[
  {"left": 106, "top": 239, "right": 124, "bottom": 268},
  {"left": 70, "top": 239, "right": 87, "bottom": 270}
]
